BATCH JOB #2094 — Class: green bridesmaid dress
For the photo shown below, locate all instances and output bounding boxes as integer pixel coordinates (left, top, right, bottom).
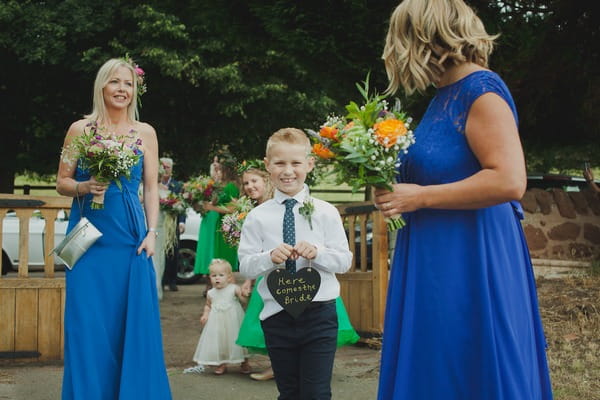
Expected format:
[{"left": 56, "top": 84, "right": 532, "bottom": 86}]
[
  {"left": 194, "top": 182, "right": 240, "bottom": 274},
  {"left": 236, "top": 276, "right": 360, "bottom": 353}
]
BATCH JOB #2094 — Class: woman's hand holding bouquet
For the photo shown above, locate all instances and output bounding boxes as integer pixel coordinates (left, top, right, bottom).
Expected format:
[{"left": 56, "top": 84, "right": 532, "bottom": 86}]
[
  {"left": 182, "top": 175, "right": 220, "bottom": 216},
  {"left": 309, "top": 75, "right": 415, "bottom": 231},
  {"left": 220, "top": 196, "right": 255, "bottom": 246},
  {"left": 61, "top": 121, "right": 143, "bottom": 209},
  {"left": 159, "top": 191, "right": 188, "bottom": 217}
]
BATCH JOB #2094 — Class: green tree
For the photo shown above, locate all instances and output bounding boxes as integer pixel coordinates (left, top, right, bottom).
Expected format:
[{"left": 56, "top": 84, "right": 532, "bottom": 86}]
[
  {"left": 1, "top": 0, "right": 598, "bottom": 194},
  {"left": 474, "top": 0, "right": 600, "bottom": 172}
]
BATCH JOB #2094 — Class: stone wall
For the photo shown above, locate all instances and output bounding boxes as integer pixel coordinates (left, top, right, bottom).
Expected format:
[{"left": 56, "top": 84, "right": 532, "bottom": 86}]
[{"left": 520, "top": 188, "right": 600, "bottom": 261}]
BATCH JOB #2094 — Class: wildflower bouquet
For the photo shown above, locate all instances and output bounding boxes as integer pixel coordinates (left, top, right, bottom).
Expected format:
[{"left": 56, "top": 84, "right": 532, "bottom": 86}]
[
  {"left": 182, "top": 175, "right": 220, "bottom": 216},
  {"left": 220, "top": 196, "right": 255, "bottom": 246},
  {"left": 61, "top": 121, "right": 143, "bottom": 209},
  {"left": 158, "top": 191, "right": 188, "bottom": 256},
  {"left": 159, "top": 191, "right": 188, "bottom": 217},
  {"left": 309, "top": 76, "right": 415, "bottom": 231}
]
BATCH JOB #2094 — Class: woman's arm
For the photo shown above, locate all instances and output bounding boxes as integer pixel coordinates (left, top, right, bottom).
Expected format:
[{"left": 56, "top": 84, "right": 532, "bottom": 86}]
[
  {"left": 137, "top": 123, "right": 159, "bottom": 256},
  {"left": 202, "top": 202, "right": 235, "bottom": 214},
  {"left": 56, "top": 120, "right": 107, "bottom": 198},
  {"left": 375, "top": 92, "right": 526, "bottom": 214},
  {"left": 204, "top": 183, "right": 239, "bottom": 214}
]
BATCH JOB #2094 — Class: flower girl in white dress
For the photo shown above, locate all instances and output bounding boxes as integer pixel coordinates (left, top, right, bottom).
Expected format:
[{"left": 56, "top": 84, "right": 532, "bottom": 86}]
[{"left": 190, "top": 258, "right": 250, "bottom": 375}]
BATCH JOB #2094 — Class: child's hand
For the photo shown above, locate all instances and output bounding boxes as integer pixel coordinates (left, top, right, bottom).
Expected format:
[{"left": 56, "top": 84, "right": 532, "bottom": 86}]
[
  {"left": 270, "top": 243, "right": 295, "bottom": 265},
  {"left": 294, "top": 241, "right": 318, "bottom": 260},
  {"left": 241, "top": 279, "right": 253, "bottom": 297},
  {"left": 200, "top": 314, "right": 208, "bottom": 325}
]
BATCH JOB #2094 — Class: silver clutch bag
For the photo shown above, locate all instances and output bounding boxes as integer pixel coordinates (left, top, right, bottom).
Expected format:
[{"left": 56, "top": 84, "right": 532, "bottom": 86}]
[{"left": 50, "top": 217, "right": 102, "bottom": 270}]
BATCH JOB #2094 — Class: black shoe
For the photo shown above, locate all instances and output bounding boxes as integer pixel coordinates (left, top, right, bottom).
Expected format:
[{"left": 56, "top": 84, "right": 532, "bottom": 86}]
[{"left": 168, "top": 282, "right": 179, "bottom": 292}]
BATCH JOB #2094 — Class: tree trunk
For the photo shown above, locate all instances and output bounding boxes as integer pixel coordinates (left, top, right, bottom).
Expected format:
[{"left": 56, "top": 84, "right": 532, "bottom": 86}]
[
  {"left": 0, "top": 165, "right": 15, "bottom": 194},
  {"left": 0, "top": 130, "right": 17, "bottom": 193}
]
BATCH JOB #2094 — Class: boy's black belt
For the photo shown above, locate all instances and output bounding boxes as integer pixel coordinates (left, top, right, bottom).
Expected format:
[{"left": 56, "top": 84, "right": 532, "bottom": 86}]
[{"left": 306, "top": 299, "right": 336, "bottom": 309}]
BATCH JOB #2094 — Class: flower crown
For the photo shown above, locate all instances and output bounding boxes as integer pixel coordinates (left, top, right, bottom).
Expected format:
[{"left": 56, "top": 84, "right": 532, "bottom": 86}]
[
  {"left": 122, "top": 54, "right": 147, "bottom": 97},
  {"left": 213, "top": 147, "right": 237, "bottom": 171},
  {"left": 237, "top": 159, "right": 266, "bottom": 174}
]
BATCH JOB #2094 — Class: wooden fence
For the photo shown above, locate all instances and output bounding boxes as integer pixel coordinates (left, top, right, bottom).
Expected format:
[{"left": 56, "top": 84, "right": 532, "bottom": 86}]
[
  {"left": 0, "top": 193, "right": 71, "bottom": 361},
  {"left": 0, "top": 194, "right": 389, "bottom": 362},
  {"left": 336, "top": 202, "right": 389, "bottom": 336}
]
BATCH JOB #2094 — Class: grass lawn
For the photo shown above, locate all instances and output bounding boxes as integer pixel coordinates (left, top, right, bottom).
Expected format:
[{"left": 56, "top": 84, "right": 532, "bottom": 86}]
[
  {"left": 13, "top": 175, "right": 58, "bottom": 196},
  {"left": 13, "top": 174, "right": 368, "bottom": 204},
  {"left": 537, "top": 274, "right": 600, "bottom": 399}
]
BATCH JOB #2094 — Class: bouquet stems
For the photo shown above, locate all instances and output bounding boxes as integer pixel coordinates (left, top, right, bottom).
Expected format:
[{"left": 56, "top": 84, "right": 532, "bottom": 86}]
[
  {"left": 385, "top": 215, "right": 406, "bottom": 231},
  {"left": 91, "top": 193, "right": 105, "bottom": 210}
]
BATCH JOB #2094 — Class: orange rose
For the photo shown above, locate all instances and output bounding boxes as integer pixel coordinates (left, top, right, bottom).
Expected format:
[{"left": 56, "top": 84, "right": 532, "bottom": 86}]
[
  {"left": 237, "top": 212, "right": 247, "bottom": 220},
  {"left": 312, "top": 143, "right": 335, "bottom": 159},
  {"left": 373, "top": 119, "right": 407, "bottom": 148},
  {"left": 319, "top": 126, "right": 339, "bottom": 141}
]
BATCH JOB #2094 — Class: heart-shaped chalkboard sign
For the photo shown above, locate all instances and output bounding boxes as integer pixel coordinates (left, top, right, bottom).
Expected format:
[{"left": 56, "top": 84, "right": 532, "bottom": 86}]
[{"left": 267, "top": 267, "right": 321, "bottom": 318}]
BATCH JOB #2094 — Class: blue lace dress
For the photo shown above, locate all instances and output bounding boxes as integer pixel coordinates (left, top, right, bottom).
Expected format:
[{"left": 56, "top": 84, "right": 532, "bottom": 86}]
[
  {"left": 378, "top": 71, "right": 553, "bottom": 399},
  {"left": 62, "top": 156, "right": 172, "bottom": 400}
]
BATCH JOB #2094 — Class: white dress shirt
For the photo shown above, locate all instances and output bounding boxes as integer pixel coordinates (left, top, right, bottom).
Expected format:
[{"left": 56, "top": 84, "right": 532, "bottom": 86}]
[{"left": 238, "top": 185, "right": 352, "bottom": 320}]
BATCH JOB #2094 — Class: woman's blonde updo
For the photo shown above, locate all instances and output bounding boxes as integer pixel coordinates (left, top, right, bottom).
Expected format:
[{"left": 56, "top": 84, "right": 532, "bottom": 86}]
[{"left": 382, "top": 0, "right": 498, "bottom": 94}]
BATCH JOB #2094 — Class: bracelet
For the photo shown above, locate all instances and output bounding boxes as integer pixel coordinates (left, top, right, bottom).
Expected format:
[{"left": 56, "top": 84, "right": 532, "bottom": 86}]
[
  {"left": 148, "top": 227, "right": 159, "bottom": 237},
  {"left": 75, "top": 182, "right": 80, "bottom": 198}
]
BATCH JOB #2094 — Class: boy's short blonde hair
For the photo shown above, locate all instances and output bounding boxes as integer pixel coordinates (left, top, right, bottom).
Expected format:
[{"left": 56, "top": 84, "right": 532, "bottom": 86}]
[
  {"left": 265, "top": 128, "right": 311, "bottom": 159},
  {"left": 382, "top": 0, "right": 498, "bottom": 94}
]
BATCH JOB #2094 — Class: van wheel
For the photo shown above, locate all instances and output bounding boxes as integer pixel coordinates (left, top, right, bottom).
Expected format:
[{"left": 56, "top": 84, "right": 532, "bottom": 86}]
[{"left": 176, "top": 240, "right": 201, "bottom": 284}]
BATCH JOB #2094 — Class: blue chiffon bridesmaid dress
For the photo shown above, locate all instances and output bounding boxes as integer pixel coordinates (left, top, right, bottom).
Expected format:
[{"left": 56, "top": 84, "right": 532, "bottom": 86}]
[
  {"left": 377, "top": 71, "right": 553, "bottom": 399},
  {"left": 62, "top": 156, "right": 172, "bottom": 400}
]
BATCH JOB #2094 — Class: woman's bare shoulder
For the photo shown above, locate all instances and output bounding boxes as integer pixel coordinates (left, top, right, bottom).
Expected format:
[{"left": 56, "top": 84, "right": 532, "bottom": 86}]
[
  {"left": 66, "top": 119, "right": 91, "bottom": 137},
  {"left": 134, "top": 121, "right": 157, "bottom": 141},
  {"left": 62, "top": 119, "right": 93, "bottom": 145},
  {"left": 133, "top": 122, "right": 157, "bottom": 153},
  {"left": 135, "top": 121, "right": 156, "bottom": 135}
]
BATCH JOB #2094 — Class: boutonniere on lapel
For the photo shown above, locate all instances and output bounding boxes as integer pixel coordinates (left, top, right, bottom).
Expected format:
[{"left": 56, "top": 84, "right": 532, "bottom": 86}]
[{"left": 299, "top": 197, "right": 315, "bottom": 230}]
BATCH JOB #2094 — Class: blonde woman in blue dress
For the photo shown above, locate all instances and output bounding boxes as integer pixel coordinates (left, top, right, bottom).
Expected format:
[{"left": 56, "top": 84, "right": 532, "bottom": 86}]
[
  {"left": 375, "top": 1, "right": 553, "bottom": 398},
  {"left": 56, "top": 57, "right": 171, "bottom": 399}
]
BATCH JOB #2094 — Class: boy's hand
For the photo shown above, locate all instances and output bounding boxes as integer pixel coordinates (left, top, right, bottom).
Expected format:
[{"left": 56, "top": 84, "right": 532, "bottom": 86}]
[
  {"left": 294, "top": 241, "right": 317, "bottom": 260},
  {"left": 270, "top": 243, "right": 295, "bottom": 264},
  {"left": 200, "top": 314, "right": 208, "bottom": 325}
]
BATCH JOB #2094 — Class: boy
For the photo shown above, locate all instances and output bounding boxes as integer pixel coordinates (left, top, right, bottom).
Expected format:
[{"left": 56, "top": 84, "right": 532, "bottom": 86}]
[{"left": 238, "top": 128, "right": 352, "bottom": 399}]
